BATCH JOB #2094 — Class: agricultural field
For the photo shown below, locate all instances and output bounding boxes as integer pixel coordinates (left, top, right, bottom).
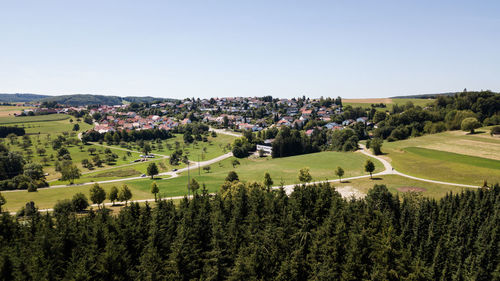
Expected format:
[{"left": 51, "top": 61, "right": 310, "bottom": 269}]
[
  {"left": 0, "top": 115, "right": 93, "bottom": 135},
  {"left": 382, "top": 127, "right": 500, "bottom": 185},
  {"left": 1, "top": 150, "right": 383, "bottom": 211},
  {"left": 343, "top": 98, "right": 433, "bottom": 111},
  {"left": 0, "top": 105, "right": 34, "bottom": 117}
]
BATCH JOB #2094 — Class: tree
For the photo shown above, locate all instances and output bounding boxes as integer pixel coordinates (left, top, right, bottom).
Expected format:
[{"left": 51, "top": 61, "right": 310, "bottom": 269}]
[
  {"left": 298, "top": 167, "right": 312, "bottom": 183},
  {"left": 36, "top": 147, "right": 46, "bottom": 156},
  {"left": 188, "top": 178, "right": 200, "bottom": 193},
  {"left": 72, "top": 123, "right": 80, "bottom": 131},
  {"left": 231, "top": 159, "right": 240, "bottom": 168},
  {"left": 372, "top": 111, "right": 386, "bottom": 123},
  {"left": 61, "top": 164, "right": 81, "bottom": 184},
  {"left": 71, "top": 192, "right": 89, "bottom": 212},
  {"left": 88, "top": 147, "right": 96, "bottom": 155},
  {"left": 53, "top": 199, "right": 73, "bottom": 215},
  {"left": 108, "top": 186, "right": 119, "bottom": 206},
  {"left": 151, "top": 181, "right": 159, "bottom": 202},
  {"left": 0, "top": 192, "right": 5, "bottom": 213},
  {"left": 365, "top": 160, "right": 375, "bottom": 179},
  {"left": 335, "top": 166, "right": 344, "bottom": 182},
  {"left": 263, "top": 172, "right": 273, "bottom": 189},
  {"left": 225, "top": 171, "right": 239, "bottom": 182},
  {"left": 143, "top": 143, "right": 151, "bottom": 155},
  {"left": 89, "top": 183, "right": 106, "bottom": 209},
  {"left": 147, "top": 162, "right": 159, "bottom": 179},
  {"left": 370, "top": 138, "right": 383, "bottom": 155},
  {"left": 203, "top": 166, "right": 211, "bottom": 173},
  {"left": 461, "top": 117, "right": 481, "bottom": 134},
  {"left": 23, "top": 163, "right": 45, "bottom": 181},
  {"left": 118, "top": 184, "right": 132, "bottom": 205}
]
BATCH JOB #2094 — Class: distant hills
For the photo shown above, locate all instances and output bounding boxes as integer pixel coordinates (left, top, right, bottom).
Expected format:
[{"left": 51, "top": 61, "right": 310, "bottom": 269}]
[
  {"left": 0, "top": 93, "right": 175, "bottom": 106},
  {"left": 0, "top": 93, "right": 51, "bottom": 102}
]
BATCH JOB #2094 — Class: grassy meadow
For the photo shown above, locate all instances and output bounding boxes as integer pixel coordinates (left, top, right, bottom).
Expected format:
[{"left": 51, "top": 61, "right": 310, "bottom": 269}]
[
  {"left": 107, "top": 132, "right": 235, "bottom": 161},
  {"left": 2, "top": 150, "right": 383, "bottom": 211},
  {"left": 343, "top": 98, "right": 433, "bottom": 111},
  {"left": 0, "top": 105, "right": 34, "bottom": 117},
  {"left": 382, "top": 128, "right": 500, "bottom": 185}
]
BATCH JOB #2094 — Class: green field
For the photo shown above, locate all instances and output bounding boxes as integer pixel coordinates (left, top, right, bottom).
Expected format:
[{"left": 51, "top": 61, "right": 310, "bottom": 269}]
[
  {"left": 383, "top": 128, "right": 500, "bottom": 185},
  {"left": 107, "top": 133, "right": 235, "bottom": 161},
  {"left": 334, "top": 174, "right": 472, "bottom": 199},
  {"left": 101, "top": 151, "right": 385, "bottom": 200},
  {"left": 0, "top": 114, "right": 70, "bottom": 124},
  {"left": 343, "top": 98, "right": 433, "bottom": 111},
  {"left": 1, "top": 151, "right": 383, "bottom": 211}
]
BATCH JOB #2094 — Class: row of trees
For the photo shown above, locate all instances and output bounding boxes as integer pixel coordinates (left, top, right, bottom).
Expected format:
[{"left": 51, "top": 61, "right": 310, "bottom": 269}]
[
  {"left": 0, "top": 126, "right": 25, "bottom": 138},
  {"left": 373, "top": 91, "right": 499, "bottom": 141},
  {"left": 82, "top": 128, "right": 174, "bottom": 144},
  {"left": 0, "top": 181, "right": 498, "bottom": 280}
]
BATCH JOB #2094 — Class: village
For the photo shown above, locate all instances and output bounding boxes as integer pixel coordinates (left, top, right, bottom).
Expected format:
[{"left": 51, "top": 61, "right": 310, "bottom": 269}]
[{"left": 17, "top": 96, "right": 373, "bottom": 137}]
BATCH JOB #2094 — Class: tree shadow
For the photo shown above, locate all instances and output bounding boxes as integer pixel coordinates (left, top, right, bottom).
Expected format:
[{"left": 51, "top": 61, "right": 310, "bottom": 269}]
[
  {"left": 370, "top": 177, "right": 383, "bottom": 180},
  {"left": 339, "top": 180, "right": 351, "bottom": 184},
  {"left": 468, "top": 130, "right": 486, "bottom": 135}
]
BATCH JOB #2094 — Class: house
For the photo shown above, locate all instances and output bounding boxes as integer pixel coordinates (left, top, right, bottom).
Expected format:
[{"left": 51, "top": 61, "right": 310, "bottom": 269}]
[
  {"left": 277, "top": 119, "right": 291, "bottom": 127},
  {"left": 356, "top": 117, "right": 368, "bottom": 124},
  {"left": 256, "top": 144, "right": 272, "bottom": 155}
]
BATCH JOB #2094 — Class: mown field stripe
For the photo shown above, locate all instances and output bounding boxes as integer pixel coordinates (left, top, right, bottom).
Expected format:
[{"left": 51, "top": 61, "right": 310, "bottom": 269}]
[{"left": 404, "top": 147, "right": 500, "bottom": 170}]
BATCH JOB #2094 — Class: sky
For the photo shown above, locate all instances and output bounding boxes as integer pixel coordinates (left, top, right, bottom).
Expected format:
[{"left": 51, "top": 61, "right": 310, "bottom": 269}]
[{"left": 1, "top": 0, "right": 499, "bottom": 99}]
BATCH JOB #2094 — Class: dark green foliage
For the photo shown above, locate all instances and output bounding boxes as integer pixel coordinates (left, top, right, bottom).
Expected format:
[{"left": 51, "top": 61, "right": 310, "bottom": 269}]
[
  {"left": 271, "top": 126, "right": 321, "bottom": 158},
  {"left": 0, "top": 126, "right": 25, "bottom": 138},
  {"left": 375, "top": 91, "right": 500, "bottom": 140},
  {"left": 72, "top": 192, "right": 89, "bottom": 212},
  {"left": 225, "top": 171, "right": 239, "bottom": 182},
  {"left": 0, "top": 183, "right": 499, "bottom": 280}
]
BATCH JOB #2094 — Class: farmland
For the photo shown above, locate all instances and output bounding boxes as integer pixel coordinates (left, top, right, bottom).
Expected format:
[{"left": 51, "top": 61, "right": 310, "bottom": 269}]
[
  {"left": 0, "top": 105, "right": 34, "bottom": 117},
  {"left": 342, "top": 98, "right": 433, "bottom": 110},
  {"left": 382, "top": 127, "right": 500, "bottom": 185}
]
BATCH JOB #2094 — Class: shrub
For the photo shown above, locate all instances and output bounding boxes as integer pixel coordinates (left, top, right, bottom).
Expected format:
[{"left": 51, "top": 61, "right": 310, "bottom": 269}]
[{"left": 72, "top": 193, "right": 89, "bottom": 212}]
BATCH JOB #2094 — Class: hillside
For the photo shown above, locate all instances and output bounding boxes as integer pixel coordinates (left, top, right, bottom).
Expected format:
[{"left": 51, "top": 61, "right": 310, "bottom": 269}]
[
  {"left": 0, "top": 93, "right": 176, "bottom": 105},
  {"left": 0, "top": 93, "right": 50, "bottom": 102}
]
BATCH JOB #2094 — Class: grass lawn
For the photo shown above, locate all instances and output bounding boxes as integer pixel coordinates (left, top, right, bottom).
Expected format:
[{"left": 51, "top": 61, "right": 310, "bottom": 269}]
[
  {"left": 1, "top": 183, "right": 153, "bottom": 212},
  {"left": 1, "top": 150, "right": 383, "bottom": 211},
  {"left": 0, "top": 114, "right": 70, "bottom": 124},
  {"left": 5, "top": 133, "right": 143, "bottom": 181},
  {"left": 115, "top": 151, "right": 385, "bottom": 199},
  {"left": 51, "top": 156, "right": 181, "bottom": 185},
  {"left": 382, "top": 128, "right": 500, "bottom": 185},
  {"left": 109, "top": 133, "right": 235, "bottom": 161},
  {"left": 335, "top": 174, "right": 472, "bottom": 199},
  {"left": 1, "top": 117, "right": 93, "bottom": 136}
]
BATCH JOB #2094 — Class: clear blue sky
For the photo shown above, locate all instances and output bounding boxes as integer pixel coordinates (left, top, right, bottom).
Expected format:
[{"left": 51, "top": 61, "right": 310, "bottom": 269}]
[{"left": 1, "top": 0, "right": 499, "bottom": 99}]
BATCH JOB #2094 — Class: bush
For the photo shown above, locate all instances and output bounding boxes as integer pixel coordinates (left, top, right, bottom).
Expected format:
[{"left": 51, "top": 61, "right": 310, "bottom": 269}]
[
  {"left": 225, "top": 171, "right": 239, "bottom": 182},
  {"left": 491, "top": 126, "right": 500, "bottom": 136},
  {"left": 461, "top": 117, "right": 481, "bottom": 134},
  {"left": 72, "top": 193, "right": 89, "bottom": 212},
  {"left": 54, "top": 199, "right": 74, "bottom": 215}
]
